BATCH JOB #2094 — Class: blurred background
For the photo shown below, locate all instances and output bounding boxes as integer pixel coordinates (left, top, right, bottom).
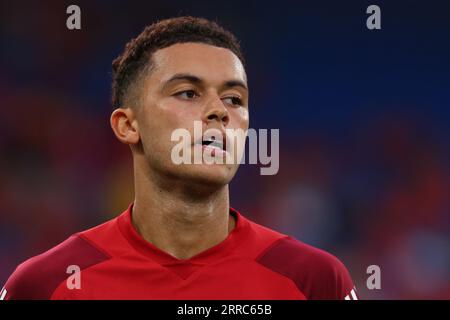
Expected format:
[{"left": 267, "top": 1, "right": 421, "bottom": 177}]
[{"left": 1, "top": 0, "right": 449, "bottom": 299}]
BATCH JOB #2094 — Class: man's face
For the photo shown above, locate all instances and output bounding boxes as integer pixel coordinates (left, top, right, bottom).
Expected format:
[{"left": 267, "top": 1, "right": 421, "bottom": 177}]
[{"left": 134, "top": 42, "right": 249, "bottom": 186}]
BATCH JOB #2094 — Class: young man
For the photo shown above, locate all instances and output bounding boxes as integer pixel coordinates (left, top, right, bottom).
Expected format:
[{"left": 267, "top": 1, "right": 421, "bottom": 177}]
[{"left": 1, "top": 17, "right": 358, "bottom": 300}]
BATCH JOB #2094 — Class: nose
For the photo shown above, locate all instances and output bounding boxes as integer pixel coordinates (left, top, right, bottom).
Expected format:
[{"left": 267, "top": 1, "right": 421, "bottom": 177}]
[{"left": 202, "top": 96, "right": 229, "bottom": 126}]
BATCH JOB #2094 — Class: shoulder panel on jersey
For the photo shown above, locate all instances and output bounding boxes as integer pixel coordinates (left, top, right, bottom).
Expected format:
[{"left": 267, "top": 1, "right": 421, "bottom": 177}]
[
  {"left": 256, "top": 236, "right": 355, "bottom": 300},
  {"left": 2, "top": 235, "right": 111, "bottom": 300}
]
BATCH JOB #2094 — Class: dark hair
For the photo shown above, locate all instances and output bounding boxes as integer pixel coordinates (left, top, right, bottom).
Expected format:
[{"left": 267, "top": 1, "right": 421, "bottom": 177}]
[{"left": 111, "top": 16, "right": 245, "bottom": 108}]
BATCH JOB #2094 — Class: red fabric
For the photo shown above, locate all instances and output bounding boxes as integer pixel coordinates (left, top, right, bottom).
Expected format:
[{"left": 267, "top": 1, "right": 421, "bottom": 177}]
[{"left": 2, "top": 204, "right": 356, "bottom": 300}]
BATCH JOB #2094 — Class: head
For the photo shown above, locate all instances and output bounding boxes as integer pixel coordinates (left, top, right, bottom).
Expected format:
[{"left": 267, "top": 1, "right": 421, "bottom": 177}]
[{"left": 110, "top": 17, "right": 249, "bottom": 191}]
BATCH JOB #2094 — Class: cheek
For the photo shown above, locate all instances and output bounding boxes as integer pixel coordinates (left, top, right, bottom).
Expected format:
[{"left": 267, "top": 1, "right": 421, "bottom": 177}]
[
  {"left": 141, "top": 98, "right": 193, "bottom": 133},
  {"left": 157, "top": 99, "right": 200, "bottom": 130},
  {"left": 140, "top": 100, "right": 200, "bottom": 156}
]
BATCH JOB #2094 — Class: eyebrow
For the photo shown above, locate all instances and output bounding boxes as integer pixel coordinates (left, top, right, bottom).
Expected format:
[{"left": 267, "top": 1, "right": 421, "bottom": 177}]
[{"left": 162, "top": 73, "right": 248, "bottom": 91}]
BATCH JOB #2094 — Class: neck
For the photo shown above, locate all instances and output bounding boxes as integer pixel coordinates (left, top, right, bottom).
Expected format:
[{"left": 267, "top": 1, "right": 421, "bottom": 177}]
[{"left": 131, "top": 162, "right": 235, "bottom": 260}]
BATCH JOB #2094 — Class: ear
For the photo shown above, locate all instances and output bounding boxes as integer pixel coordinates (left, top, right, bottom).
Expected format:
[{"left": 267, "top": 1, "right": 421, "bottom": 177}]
[{"left": 110, "top": 108, "right": 140, "bottom": 145}]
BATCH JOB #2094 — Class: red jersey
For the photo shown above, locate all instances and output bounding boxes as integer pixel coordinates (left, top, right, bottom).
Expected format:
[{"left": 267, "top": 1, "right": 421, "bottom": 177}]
[{"left": 1, "top": 204, "right": 357, "bottom": 300}]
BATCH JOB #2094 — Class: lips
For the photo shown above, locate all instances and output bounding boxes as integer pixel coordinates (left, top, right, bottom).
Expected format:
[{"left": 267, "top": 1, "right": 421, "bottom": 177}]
[
  {"left": 202, "top": 137, "right": 225, "bottom": 151},
  {"left": 195, "top": 131, "right": 227, "bottom": 152}
]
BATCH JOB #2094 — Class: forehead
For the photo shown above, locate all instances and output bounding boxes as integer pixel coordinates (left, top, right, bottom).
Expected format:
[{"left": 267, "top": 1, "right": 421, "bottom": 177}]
[{"left": 149, "top": 42, "right": 246, "bottom": 84}]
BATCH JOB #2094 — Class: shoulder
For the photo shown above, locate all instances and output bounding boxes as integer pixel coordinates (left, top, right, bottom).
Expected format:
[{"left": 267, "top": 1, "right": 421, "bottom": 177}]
[
  {"left": 256, "top": 235, "right": 357, "bottom": 300},
  {"left": 2, "top": 232, "right": 111, "bottom": 300}
]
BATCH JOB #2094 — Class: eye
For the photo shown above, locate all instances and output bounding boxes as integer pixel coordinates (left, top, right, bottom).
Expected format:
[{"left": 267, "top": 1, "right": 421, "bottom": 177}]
[
  {"left": 174, "top": 90, "right": 199, "bottom": 100},
  {"left": 223, "top": 96, "right": 243, "bottom": 106}
]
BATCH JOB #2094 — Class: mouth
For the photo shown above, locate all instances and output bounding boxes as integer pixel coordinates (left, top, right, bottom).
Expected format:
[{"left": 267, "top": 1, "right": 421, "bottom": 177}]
[
  {"left": 201, "top": 137, "right": 226, "bottom": 152},
  {"left": 192, "top": 132, "right": 229, "bottom": 159}
]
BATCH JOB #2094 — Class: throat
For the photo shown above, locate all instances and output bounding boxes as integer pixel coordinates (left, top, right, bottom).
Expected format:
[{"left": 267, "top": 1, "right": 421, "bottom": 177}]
[{"left": 131, "top": 202, "right": 235, "bottom": 260}]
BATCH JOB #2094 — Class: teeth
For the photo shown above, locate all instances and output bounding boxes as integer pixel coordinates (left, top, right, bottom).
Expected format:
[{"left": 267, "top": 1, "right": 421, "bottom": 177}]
[{"left": 209, "top": 140, "right": 223, "bottom": 149}]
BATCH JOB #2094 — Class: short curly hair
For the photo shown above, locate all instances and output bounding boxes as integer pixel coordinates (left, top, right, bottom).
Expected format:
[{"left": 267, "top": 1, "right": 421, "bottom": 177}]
[{"left": 111, "top": 16, "right": 245, "bottom": 108}]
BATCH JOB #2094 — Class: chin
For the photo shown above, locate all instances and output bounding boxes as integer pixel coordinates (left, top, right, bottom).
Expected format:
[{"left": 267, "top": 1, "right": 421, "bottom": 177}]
[{"left": 178, "top": 163, "right": 237, "bottom": 187}]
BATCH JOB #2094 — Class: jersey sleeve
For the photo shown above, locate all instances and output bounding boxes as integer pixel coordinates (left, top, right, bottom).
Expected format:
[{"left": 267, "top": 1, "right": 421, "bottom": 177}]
[
  {"left": 256, "top": 236, "right": 359, "bottom": 300},
  {"left": 1, "top": 234, "right": 110, "bottom": 300},
  {"left": 1, "top": 258, "right": 50, "bottom": 300},
  {"left": 307, "top": 250, "right": 358, "bottom": 300}
]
